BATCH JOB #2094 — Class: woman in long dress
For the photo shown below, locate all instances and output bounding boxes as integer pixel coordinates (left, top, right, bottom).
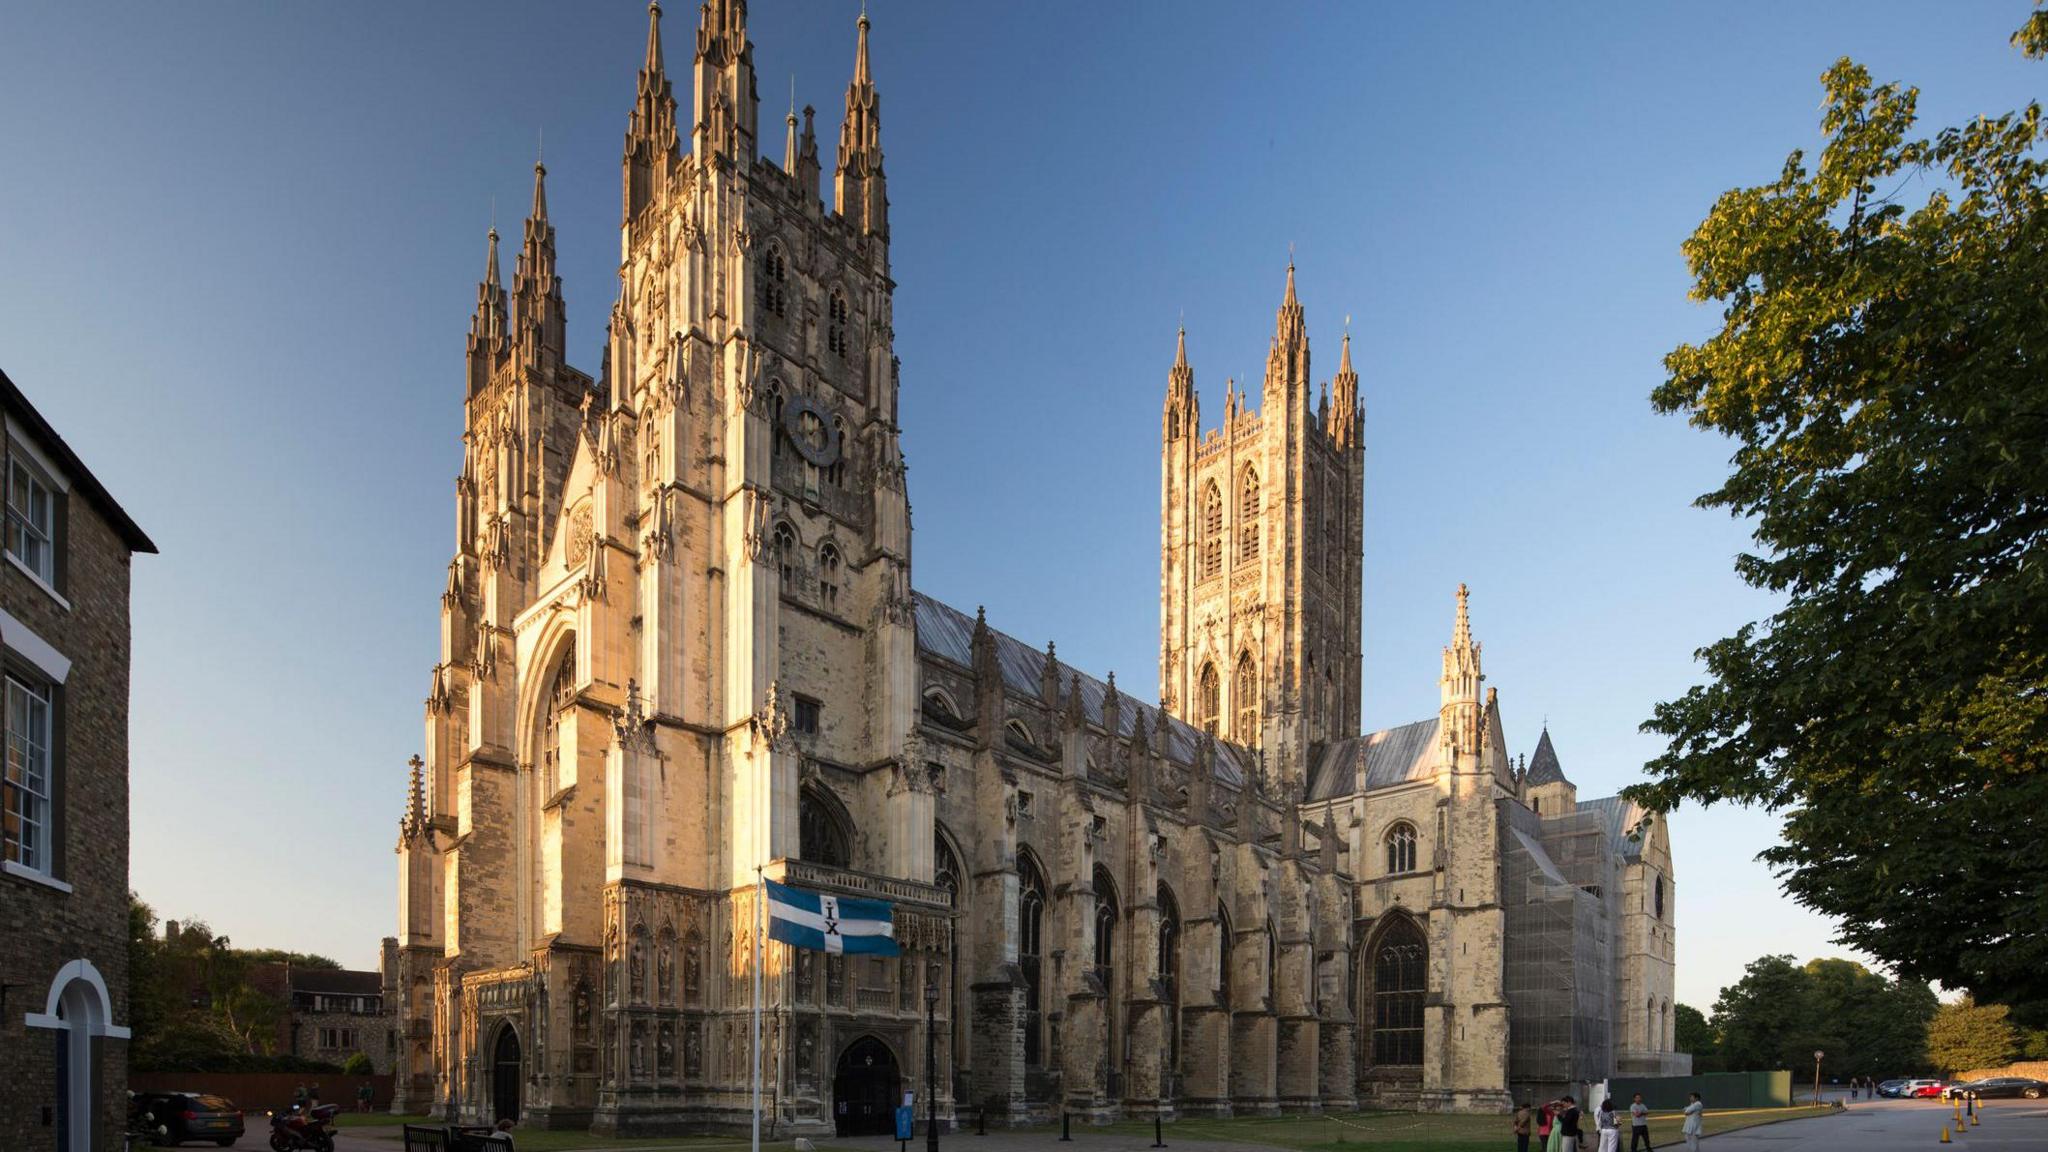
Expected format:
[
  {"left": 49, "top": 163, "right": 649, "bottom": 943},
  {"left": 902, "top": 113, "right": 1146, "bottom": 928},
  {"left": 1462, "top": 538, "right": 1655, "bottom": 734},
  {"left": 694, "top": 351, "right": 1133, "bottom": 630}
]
[
  {"left": 1682, "top": 1093, "right": 1706, "bottom": 1152},
  {"left": 1547, "top": 1099, "right": 1566, "bottom": 1152}
]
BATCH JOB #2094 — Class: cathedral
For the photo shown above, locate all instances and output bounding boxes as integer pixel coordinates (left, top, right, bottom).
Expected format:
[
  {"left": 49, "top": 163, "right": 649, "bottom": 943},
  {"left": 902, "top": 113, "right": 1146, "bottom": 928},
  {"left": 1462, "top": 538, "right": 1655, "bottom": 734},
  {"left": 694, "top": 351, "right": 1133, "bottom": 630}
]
[{"left": 391, "top": 1, "right": 1682, "bottom": 1135}]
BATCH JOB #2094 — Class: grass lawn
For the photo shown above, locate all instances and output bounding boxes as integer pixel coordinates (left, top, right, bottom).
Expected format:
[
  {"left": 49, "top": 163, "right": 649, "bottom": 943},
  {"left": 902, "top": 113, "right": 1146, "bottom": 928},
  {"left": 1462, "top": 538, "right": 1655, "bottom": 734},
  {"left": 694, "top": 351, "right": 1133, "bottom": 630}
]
[
  {"left": 1100, "top": 1105, "right": 1838, "bottom": 1151},
  {"left": 325, "top": 1119, "right": 793, "bottom": 1152}
]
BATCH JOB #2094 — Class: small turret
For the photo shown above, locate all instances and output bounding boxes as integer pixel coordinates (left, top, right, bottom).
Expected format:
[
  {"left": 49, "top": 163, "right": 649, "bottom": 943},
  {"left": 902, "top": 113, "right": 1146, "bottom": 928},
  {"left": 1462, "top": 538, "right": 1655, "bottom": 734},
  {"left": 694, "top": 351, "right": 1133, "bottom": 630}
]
[
  {"left": 796, "top": 105, "right": 821, "bottom": 204},
  {"left": 834, "top": 10, "right": 887, "bottom": 237},
  {"left": 1268, "top": 258, "right": 1310, "bottom": 395},
  {"left": 1440, "top": 583, "right": 1484, "bottom": 757},
  {"left": 691, "top": 0, "right": 757, "bottom": 162}
]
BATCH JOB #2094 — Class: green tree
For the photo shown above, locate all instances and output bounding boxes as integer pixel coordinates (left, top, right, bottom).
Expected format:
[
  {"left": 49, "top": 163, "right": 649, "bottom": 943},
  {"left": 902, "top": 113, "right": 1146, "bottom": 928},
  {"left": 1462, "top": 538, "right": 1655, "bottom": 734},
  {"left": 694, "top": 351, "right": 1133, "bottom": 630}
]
[
  {"left": 1628, "top": 11, "right": 2048, "bottom": 1020},
  {"left": 1927, "top": 996, "right": 2018, "bottom": 1075},
  {"left": 341, "top": 1051, "right": 374, "bottom": 1076},
  {"left": 1675, "top": 1003, "right": 1720, "bottom": 1071},
  {"left": 1714, "top": 955, "right": 1815, "bottom": 1073}
]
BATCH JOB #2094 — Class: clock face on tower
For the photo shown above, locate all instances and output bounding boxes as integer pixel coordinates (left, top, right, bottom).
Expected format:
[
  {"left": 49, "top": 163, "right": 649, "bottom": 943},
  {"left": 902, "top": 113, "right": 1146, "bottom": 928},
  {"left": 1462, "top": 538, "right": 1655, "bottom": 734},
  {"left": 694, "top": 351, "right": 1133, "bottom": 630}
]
[{"left": 781, "top": 393, "right": 842, "bottom": 467}]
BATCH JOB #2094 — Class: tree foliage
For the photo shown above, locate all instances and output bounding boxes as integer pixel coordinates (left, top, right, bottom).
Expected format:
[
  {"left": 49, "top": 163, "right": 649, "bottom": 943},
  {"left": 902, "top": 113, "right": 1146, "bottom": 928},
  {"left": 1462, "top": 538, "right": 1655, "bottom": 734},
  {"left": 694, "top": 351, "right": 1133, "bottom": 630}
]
[
  {"left": 1674, "top": 1003, "right": 1720, "bottom": 1071},
  {"left": 1927, "top": 996, "right": 2019, "bottom": 1075},
  {"left": 1629, "top": 14, "right": 2048, "bottom": 1019},
  {"left": 1710, "top": 954, "right": 1937, "bottom": 1077},
  {"left": 127, "top": 893, "right": 345, "bottom": 1073}
]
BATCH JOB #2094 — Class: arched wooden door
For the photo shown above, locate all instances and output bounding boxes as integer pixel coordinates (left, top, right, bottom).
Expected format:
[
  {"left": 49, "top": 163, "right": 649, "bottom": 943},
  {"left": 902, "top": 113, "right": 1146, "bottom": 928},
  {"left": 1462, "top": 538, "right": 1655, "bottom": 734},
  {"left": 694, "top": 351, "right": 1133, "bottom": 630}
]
[
  {"left": 491, "top": 1024, "right": 522, "bottom": 1123},
  {"left": 832, "top": 1035, "right": 900, "bottom": 1136}
]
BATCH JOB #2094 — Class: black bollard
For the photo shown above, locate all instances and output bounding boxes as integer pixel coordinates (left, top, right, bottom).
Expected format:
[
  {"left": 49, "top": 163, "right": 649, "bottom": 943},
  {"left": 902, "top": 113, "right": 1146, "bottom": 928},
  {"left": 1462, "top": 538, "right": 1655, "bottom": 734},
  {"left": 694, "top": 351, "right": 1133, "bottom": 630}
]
[
  {"left": 1060, "top": 1112, "right": 1072, "bottom": 1142},
  {"left": 1151, "top": 1113, "right": 1166, "bottom": 1149},
  {"left": 978, "top": 1106, "right": 987, "bottom": 1137}
]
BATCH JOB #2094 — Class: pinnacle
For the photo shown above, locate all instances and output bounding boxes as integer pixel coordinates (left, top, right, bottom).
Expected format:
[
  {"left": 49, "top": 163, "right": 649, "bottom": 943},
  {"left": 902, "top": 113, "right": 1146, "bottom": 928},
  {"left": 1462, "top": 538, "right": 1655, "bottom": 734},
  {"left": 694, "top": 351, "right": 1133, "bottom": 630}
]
[
  {"left": 1452, "top": 582, "right": 1473, "bottom": 648},
  {"left": 644, "top": 2, "right": 664, "bottom": 76},
  {"left": 1174, "top": 325, "right": 1188, "bottom": 370},
  {"left": 530, "top": 160, "right": 549, "bottom": 220},
  {"left": 1338, "top": 330, "right": 1354, "bottom": 376}
]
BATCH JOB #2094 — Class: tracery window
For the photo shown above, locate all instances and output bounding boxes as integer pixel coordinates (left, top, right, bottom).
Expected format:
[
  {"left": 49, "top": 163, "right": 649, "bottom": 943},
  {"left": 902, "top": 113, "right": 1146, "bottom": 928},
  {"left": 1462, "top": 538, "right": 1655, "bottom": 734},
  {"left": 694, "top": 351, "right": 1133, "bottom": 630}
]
[
  {"left": 1019, "top": 854, "right": 1048, "bottom": 1067},
  {"left": 774, "top": 521, "right": 798, "bottom": 585},
  {"left": 1654, "top": 875, "right": 1665, "bottom": 920},
  {"left": 1384, "top": 822, "right": 1418, "bottom": 876},
  {"left": 1371, "top": 918, "right": 1426, "bottom": 1067},
  {"left": 1199, "top": 481, "right": 1223, "bottom": 580},
  {"left": 1215, "top": 903, "right": 1233, "bottom": 1008},
  {"left": 1094, "top": 866, "right": 1119, "bottom": 1082},
  {"left": 1234, "top": 652, "right": 1259, "bottom": 746},
  {"left": 818, "top": 543, "right": 841, "bottom": 608},
  {"left": 541, "top": 648, "right": 576, "bottom": 797},
  {"left": 1158, "top": 883, "right": 1182, "bottom": 1074},
  {"left": 828, "top": 292, "right": 849, "bottom": 358},
  {"left": 934, "top": 829, "right": 961, "bottom": 906},
  {"left": 758, "top": 245, "right": 788, "bottom": 317},
  {"left": 798, "top": 787, "right": 851, "bottom": 867},
  {"left": 1238, "top": 468, "right": 1261, "bottom": 564},
  {"left": 1197, "top": 663, "right": 1220, "bottom": 737}
]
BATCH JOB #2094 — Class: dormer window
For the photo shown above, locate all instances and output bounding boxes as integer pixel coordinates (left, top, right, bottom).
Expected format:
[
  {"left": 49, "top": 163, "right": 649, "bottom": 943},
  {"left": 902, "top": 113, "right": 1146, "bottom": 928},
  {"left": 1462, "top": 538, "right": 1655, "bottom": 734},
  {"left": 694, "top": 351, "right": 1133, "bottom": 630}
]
[{"left": 6, "top": 456, "right": 55, "bottom": 586}]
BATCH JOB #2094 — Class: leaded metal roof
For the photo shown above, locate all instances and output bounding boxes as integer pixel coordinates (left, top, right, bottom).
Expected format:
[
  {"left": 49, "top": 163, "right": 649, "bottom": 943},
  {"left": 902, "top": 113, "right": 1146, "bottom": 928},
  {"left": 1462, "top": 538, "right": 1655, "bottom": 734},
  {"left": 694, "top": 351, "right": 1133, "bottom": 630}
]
[
  {"left": 911, "top": 591, "right": 1247, "bottom": 786},
  {"left": 1525, "top": 728, "right": 1569, "bottom": 786},
  {"left": 1575, "top": 794, "right": 1650, "bottom": 861},
  {"left": 1304, "top": 717, "right": 1441, "bottom": 801}
]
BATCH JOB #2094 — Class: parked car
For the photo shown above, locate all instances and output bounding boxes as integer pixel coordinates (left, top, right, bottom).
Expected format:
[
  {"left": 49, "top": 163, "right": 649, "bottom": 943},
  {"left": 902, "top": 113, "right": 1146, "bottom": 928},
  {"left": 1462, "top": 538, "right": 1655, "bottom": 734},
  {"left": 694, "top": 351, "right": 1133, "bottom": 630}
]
[
  {"left": 129, "top": 1091, "right": 245, "bottom": 1147},
  {"left": 1949, "top": 1077, "right": 2048, "bottom": 1100},
  {"left": 1907, "top": 1080, "right": 1948, "bottom": 1098},
  {"left": 1877, "top": 1079, "right": 1910, "bottom": 1098}
]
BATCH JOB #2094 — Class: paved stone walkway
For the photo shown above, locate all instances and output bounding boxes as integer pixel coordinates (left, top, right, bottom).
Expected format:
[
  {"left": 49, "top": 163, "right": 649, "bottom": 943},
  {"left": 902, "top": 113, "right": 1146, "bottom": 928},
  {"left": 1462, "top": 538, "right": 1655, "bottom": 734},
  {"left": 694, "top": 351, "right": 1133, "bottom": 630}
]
[{"left": 1703, "top": 1097, "right": 2047, "bottom": 1150}]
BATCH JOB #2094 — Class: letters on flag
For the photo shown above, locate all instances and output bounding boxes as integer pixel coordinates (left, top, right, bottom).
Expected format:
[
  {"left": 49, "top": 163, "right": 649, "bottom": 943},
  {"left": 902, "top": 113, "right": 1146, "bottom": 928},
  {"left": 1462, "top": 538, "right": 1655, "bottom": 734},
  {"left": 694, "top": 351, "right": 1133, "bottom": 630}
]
[{"left": 764, "top": 877, "right": 900, "bottom": 956}]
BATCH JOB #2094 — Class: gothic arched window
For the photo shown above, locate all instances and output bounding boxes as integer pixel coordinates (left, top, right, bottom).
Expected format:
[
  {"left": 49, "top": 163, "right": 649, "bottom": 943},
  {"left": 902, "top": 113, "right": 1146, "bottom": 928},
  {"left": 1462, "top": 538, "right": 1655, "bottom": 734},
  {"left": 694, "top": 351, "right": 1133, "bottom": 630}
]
[
  {"left": 934, "top": 828, "right": 961, "bottom": 906},
  {"left": 1200, "top": 481, "right": 1223, "bottom": 580},
  {"left": 1216, "top": 902, "right": 1233, "bottom": 1008},
  {"left": 1019, "top": 854, "right": 1048, "bottom": 1067},
  {"left": 1238, "top": 468, "right": 1261, "bottom": 564},
  {"left": 1197, "top": 663, "right": 1220, "bottom": 737},
  {"left": 541, "top": 646, "right": 576, "bottom": 795},
  {"left": 1371, "top": 917, "right": 1426, "bottom": 1066},
  {"left": 1654, "top": 875, "right": 1666, "bottom": 920},
  {"left": 1234, "top": 652, "right": 1259, "bottom": 746},
  {"left": 770, "top": 380, "right": 786, "bottom": 458},
  {"left": 818, "top": 543, "right": 841, "bottom": 608},
  {"left": 1094, "top": 865, "right": 1119, "bottom": 1079},
  {"left": 1158, "top": 883, "right": 1182, "bottom": 1074},
  {"left": 1384, "top": 822, "right": 1418, "bottom": 876},
  {"left": 828, "top": 292, "right": 849, "bottom": 358},
  {"left": 1265, "top": 920, "right": 1278, "bottom": 1004},
  {"left": 774, "top": 521, "right": 799, "bottom": 585},
  {"left": 798, "top": 787, "right": 851, "bottom": 868},
  {"left": 758, "top": 244, "right": 788, "bottom": 318}
]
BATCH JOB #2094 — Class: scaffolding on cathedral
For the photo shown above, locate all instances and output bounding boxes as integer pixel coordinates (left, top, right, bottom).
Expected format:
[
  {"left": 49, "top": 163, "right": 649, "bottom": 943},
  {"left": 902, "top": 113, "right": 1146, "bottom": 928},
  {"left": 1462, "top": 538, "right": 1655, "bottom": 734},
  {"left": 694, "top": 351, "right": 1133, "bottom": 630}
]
[{"left": 1501, "top": 801, "right": 1618, "bottom": 1103}]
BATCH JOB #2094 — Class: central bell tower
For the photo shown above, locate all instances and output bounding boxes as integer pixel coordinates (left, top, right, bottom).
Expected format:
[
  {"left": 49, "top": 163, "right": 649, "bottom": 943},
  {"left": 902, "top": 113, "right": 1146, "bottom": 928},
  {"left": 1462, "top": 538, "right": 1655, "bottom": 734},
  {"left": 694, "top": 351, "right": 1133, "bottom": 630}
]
[{"left": 1157, "top": 263, "right": 1365, "bottom": 783}]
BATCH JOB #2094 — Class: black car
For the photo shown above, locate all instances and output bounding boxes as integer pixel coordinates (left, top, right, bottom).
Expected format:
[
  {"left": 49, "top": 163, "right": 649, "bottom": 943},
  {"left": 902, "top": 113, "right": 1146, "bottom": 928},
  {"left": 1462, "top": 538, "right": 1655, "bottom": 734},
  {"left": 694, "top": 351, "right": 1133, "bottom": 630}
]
[
  {"left": 1950, "top": 1077, "right": 2047, "bottom": 1100},
  {"left": 129, "top": 1091, "right": 245, "bottom": 1147}
]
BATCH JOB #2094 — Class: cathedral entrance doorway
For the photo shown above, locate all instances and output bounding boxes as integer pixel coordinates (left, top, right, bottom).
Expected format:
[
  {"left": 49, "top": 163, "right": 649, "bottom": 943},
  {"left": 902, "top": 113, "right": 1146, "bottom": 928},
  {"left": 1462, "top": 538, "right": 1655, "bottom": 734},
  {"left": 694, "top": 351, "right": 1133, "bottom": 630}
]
[
  {"left": 490, "top": 1024, "right": 522, "bottom": 1124},
  {"left": 832, "top": 1035, "right": 900, "bottom": 1137}
]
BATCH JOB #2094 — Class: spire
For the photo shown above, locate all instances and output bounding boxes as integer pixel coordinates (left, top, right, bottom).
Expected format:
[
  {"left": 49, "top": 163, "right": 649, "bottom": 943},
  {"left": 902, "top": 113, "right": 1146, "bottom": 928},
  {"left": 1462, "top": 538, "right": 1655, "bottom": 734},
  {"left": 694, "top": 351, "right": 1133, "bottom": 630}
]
[
  {"left": 1440, "top": 582, "right": 1484, "bottom": 757},
  {"left": 783, "top": 76, "right": 799, "bottom": 173},
  {"left": 1525, "top": 728, "right": 1570, "bottom": 787},
  {"left": 1331, "top": 327, "right": 1362, "bottom": 449},
  {"left": 467, "top": 226, "right": 508, "bottom": 393},
  {"left": 1269, "top": 254, "right": 1309, "bottom": 394},
  {"left": 1163, "top": 324, "right": 1197, "bottom": 439},
  {"left": 625, "top": 1, "right": 678, "bottom": 222},
  {"left": 1452, "top": 582, "right": 1472, "bottom": 649},
  {"left": 834, "top": 8, "right": 887, "bottom": 237},
  {"left": 513, "top": 161, "right": 565, "bottom": 369},
  {"left": 796, "top": 104, "right": 821, "bottom": 203},
  {"left": 644, "top": 1, "right": 665, "bottom": 75},
  {"left": 691, "top": 0, "right": 757, "bottom": 161}
]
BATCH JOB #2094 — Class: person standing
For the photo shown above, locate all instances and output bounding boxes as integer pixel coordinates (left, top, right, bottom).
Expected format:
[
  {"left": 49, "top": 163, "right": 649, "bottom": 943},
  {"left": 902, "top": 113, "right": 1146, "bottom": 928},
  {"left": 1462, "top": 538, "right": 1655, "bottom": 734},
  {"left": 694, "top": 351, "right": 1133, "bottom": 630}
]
[
  {"left": 1596, "top": 1098, "right": 1620, "bottom": 1152},
  {"left": 1629, "top": 1093, "right": 1652, "bottom": 1151},
  {"left": 1544, "top": 1100, "right": 1563, "bottom": 1152},
  {"left": 1681, "top": 1093, "right": 1705, "bottom": 1152},
  {"left": 1514, "top": 1101, "right": 1534, "bottom": 1152},
  {"left": 1559, "top": 1095, "right": 1583, "bottom": 1152}
]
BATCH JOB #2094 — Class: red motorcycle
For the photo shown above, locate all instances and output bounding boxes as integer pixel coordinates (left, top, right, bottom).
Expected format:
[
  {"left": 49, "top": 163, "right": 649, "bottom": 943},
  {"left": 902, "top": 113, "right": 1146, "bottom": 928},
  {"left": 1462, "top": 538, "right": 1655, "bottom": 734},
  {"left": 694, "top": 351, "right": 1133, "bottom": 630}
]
[{"left": 268, "top": 1103, "right": 339, "bottom": 1152}]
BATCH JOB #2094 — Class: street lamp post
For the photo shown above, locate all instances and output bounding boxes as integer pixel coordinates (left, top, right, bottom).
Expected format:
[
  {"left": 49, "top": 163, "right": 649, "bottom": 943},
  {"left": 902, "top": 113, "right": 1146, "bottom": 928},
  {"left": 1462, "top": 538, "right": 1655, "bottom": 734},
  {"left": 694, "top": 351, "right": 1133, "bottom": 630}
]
[
  {"left": 1813, "top": 1050, "right": 1825, "bottom": 1106},
  {"left": 926, "top": 972, "right": 941, "bottom": 1152}
]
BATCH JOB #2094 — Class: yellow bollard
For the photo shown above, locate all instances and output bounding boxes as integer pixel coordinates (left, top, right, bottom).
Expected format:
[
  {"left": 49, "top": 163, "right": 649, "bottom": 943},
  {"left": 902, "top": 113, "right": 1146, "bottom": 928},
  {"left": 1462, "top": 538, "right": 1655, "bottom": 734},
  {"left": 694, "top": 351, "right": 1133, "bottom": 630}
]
[
  {"left": 1970, "top": 1110, "right": 1979, "bottom": 1127},
  {"left": 1942, "top": 1123, "right": 1952, "bottom": 1143}
]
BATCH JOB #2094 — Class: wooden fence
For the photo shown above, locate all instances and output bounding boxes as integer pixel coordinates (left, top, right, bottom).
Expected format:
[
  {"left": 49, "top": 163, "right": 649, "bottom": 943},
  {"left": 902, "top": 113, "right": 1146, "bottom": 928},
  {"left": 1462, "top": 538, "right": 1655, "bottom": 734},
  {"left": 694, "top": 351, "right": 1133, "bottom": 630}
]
[{"left": 129, "top": 1072, "right": 396, "bottom": 1115}]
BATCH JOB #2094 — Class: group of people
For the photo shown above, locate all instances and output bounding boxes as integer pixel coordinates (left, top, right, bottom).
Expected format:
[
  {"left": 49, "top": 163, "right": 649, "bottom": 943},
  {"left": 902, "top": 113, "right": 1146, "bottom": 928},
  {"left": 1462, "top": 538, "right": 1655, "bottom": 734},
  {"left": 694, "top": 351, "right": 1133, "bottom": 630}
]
[
  {"left": 1513, "top": 1091, "right": 1707, "bottom": 1152},
  {"left": 1847, "top": 1077, "right": 1880, "bottom": 1099}
]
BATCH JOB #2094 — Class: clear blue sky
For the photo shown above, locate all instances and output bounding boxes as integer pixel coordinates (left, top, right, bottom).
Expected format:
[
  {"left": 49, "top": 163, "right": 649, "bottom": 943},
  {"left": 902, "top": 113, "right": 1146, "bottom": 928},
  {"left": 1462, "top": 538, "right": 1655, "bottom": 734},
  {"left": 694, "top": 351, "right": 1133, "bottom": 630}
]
[{"left": 4, "top": 1, "right": 2036, "bottom": 1012}]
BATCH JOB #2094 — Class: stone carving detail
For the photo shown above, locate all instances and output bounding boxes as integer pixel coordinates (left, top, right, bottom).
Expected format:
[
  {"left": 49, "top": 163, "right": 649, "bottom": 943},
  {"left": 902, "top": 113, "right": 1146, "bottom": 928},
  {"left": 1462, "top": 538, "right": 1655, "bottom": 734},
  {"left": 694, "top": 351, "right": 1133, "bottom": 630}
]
[{"left": 751, "top": 680, "right": 794, "bottom": 754}]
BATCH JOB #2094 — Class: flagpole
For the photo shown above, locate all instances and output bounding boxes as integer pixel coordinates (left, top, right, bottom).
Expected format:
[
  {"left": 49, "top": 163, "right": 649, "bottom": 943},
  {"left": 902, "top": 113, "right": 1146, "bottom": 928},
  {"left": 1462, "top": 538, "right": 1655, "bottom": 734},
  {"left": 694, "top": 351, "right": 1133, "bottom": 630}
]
[{"left": 752, "top": 863, "right": 764, "bottom": 1152}]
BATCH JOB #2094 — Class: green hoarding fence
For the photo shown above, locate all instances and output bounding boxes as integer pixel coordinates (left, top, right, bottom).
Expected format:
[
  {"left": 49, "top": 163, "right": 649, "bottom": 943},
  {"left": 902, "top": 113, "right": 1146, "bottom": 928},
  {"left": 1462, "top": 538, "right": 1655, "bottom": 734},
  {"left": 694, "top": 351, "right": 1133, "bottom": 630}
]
[{"left": 1607, "top": 1070, "right": 1793, "bottom": 1111}]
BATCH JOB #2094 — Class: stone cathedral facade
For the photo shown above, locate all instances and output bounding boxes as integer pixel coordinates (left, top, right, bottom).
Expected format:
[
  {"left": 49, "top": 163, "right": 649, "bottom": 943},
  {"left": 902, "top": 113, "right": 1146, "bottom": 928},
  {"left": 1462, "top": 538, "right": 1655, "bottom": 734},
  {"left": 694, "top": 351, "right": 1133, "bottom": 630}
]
[{"left": 391, "top": 1, "right": 1681, "bottom": 1136}]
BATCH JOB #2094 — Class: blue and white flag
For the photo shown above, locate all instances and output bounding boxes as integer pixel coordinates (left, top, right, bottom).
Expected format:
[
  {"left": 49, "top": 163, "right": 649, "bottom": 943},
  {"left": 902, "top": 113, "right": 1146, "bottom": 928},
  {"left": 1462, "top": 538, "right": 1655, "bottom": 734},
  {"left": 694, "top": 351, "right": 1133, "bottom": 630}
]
[{"left": 764, "top": 878, "right": 900, "bottom": 956}]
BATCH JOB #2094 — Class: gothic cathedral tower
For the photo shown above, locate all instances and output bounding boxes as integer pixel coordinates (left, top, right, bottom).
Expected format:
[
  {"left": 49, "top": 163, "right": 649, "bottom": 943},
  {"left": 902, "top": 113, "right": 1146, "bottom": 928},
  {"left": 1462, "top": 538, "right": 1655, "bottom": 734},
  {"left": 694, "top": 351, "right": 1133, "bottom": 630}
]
[{"left": 1158, "top": 265, "right": 1364, "bottom": 785}]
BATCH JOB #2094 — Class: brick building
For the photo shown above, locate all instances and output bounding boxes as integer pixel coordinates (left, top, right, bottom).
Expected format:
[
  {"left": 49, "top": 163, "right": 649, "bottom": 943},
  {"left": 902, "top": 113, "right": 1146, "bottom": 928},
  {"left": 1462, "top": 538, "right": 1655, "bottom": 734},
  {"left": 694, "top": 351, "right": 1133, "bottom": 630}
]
[
  {"left": 276, "top": 942, "right": 401, "bottom": 1073},
  {"left": 0, "top": 369, "right": 157, "bottom": 1152}
]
